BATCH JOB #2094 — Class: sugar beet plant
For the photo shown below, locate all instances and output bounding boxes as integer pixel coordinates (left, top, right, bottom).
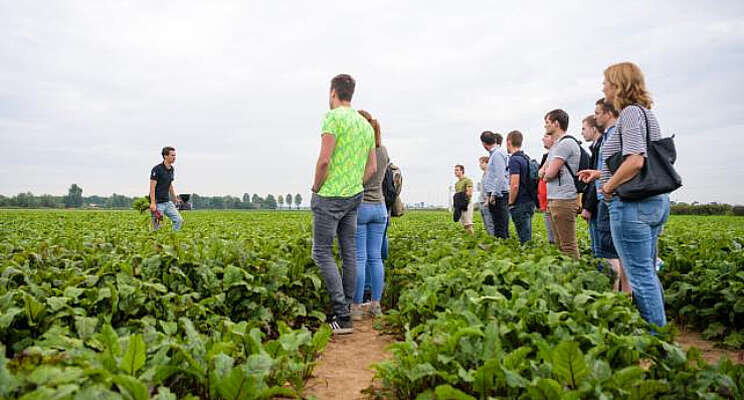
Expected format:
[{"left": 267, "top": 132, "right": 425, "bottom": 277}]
[
  {"left": 658, "top": 216, "right": 744, "bottom": 349},
  {"left": 375, "top": 213, "right": 744, "bottom": 399},
  {"left": 0, "top": 211, "right": 330, "bottom": 399}
]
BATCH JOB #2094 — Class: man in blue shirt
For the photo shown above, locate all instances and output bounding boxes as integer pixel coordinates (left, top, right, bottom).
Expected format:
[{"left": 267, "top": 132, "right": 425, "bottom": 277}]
[
  {"left": 480, "top": 131, "right": 510, "bottom": 238},
  {"left": 506, "top": 130, "right": 535, "bottom": 243}
]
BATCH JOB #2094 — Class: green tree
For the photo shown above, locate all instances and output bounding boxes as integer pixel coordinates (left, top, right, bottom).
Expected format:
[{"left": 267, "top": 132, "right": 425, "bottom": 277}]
[
  {"left": 278, "top": 194, "right": 284, "bottom": 209},
  {"left": 294, "top": 193, "right": 302, "bottom": 209},
  {"left": 14, "top": 192, "right": 38, "bottom": 208},
  {"left": 252, "top": 194, "right": 262, "bottom": 208},
  {"left": 65, "top": 184, "right": 83, "bottom": 208},
  {"left": 285, "top": 194, "right": 292, "bottom": 209},
  {"left": 264, "top": 194, "right": 277, "bottom": 209}
]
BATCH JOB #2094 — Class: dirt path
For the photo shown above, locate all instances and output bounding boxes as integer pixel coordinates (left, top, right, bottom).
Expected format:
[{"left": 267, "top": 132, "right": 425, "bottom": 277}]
[
  {"left": 676, "top": 329, "right": 744, "bottom": 365},
  {"left": 304, "top": 318, "right": 393, "bottom": 400}
]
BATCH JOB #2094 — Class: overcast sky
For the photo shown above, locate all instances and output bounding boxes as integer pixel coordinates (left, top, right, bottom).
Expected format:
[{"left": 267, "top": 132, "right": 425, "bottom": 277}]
[{"left": 1, "top": 1, "right": 743, "bottom": 206}]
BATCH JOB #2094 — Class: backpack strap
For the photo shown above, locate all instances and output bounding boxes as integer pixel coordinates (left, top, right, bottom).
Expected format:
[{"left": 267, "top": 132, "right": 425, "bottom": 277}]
[{"left": 557, "top": 135, "right": 581, "bottom": 178}]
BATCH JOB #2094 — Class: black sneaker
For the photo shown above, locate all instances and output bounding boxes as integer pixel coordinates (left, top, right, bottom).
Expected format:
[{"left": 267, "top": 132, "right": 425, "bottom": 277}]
[{"left": 328, "top": 315, "right": 353, "bottom": 335}]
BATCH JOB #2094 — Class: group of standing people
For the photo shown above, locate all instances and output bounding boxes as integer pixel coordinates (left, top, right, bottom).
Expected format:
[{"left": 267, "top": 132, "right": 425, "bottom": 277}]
[
  {"left": 454, "top": 62, "right": 675, "bottom": 330},
  {"left": 456, "top": 130, "right": 537, "bottom": 244},
  {"left": 150, "top": 63, "right": 675, "bottom": 335}
]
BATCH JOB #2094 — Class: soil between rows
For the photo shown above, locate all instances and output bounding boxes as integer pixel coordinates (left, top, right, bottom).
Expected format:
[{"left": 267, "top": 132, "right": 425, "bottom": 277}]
[{"left": 305, "top": 318, "right": 393, "bottom": 399}]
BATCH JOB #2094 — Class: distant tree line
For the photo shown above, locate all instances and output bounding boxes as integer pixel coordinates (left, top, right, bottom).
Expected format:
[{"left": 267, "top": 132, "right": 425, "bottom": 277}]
[
  {"left": 191, "top": 193, "right": 303, "bottom": 210},
  {"left": 670, "top": 201, "right": 744, "bottom": 216},
  {"left": 0, "top": 184, "right": 305, "bottom": 210}
]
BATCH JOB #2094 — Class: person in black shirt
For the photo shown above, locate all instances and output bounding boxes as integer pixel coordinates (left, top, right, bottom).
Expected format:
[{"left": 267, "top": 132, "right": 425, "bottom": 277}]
[
  {"left": 506, "top": 130, "right": 536, "bottom": 244},
  {"left": 149, "top": 146, "right": 183, "bottom": 231}
]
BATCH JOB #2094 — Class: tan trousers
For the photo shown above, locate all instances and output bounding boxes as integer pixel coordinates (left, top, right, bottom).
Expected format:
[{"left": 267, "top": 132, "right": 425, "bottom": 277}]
[{"left": 548, "top": 199, "right": 580, "bottom": 260}]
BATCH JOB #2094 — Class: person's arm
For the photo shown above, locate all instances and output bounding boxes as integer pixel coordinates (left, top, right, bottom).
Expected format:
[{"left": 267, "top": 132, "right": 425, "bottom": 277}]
[
  {"left": 578, "top": 170, "right": 601, "bottom": 183},
  {"left": 508, "top": 175, "right": 520, "bottom": 206},
  {"left": 601, "top": 155, "right": 644, "bottom": 199},
  {"left": 149, "top": 180, "right": 157, "bottom": 212},
  {"left": 312, "top": 134, "right": 336, "bottom": 193},
  {"left": 363, "top": 148, "right": 377, "bottom": 183},
  {"left": 543, "top": 157, "right": 565, "bottom": 181},
  {"left": 465, "top": 181, "right": 473, "bottom": 198},
  {"left": 169, "top": 183, "right": 179, "bottom": 204}
]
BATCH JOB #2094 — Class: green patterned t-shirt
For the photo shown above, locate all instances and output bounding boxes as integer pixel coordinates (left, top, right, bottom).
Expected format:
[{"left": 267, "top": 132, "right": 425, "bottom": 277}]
[{"left": 318, "top": 107, "right": 375, "bottom": 197}]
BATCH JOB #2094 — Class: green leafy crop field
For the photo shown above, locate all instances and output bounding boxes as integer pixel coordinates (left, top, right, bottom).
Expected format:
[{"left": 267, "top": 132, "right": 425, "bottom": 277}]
[{"left": 0, "top": 210, "right": 742, "bottom": 399}]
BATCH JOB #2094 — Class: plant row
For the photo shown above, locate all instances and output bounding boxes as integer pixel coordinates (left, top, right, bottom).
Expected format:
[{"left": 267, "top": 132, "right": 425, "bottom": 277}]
[{"left": 374, "top": 214, "right": 743, "bottom": 399}]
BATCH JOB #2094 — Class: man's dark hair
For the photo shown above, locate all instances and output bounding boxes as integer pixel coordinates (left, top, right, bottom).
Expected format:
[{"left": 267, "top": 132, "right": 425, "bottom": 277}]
[
  {"left": 507, "top": 130, "right": 523, "bottom": 147},
  {"left": 455, "top": 164, "right": 465, "bottom": 173},
  {"left": 544, "top": 109, "right": 569, "bottom": 131},
  {"left": 494, "top": 132, "right": 503, "bottom": 146},
  {"left": 162, "top": 146, "right": 175, "bottom": 158},
  {"left": 330, "top": 74, "right": 355, "bottom": 102},
  {"left": 480, "top": 130, "right": 496, "bottom": 145},
  {"left": 596, "top": 98, "right": 619, "bottom": 118}
]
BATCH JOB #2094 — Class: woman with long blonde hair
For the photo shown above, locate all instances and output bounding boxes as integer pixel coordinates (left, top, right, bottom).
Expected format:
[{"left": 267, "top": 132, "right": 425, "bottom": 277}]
[{"left": 578, "top": 62, "right": 671, "bottom": 330}]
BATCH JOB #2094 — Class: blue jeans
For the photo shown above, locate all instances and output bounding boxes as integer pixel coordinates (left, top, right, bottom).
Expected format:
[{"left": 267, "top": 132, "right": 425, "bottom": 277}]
[
  {"left": 588, "top": 216, "right": 600, "bottom": 257},
  {"left": 381, "top": 216, "right": 389, "bottom": 260},
  {"left": 480, "top": 202, "right": 495, "bottom": 235},
  {"left": 152, "top": 201, "right": 183, "bottom": 231},
  {"left": 354, "top": 203, "right": 388, "bottom": 303},
  {"left": 509, "top": 202, "right": 534, "bottom": 244},
  {"left": 607, "top": 194, "right": 670, "bottom": 329}
]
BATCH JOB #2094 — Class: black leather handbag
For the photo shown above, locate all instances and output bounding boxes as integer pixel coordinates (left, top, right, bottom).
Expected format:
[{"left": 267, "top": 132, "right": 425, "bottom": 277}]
[{"left": 606, "top": 106, "right": 682, "bottom": 201}]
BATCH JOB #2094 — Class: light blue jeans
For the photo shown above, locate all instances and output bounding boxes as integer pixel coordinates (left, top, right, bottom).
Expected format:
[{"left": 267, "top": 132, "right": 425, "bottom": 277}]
[
  {"left": 479, "top": 202, "right": 495, "bottom": 236},
  {"left": 607, "top": 194, "right": 670, "bottom": 329},
  {"left": 354, "top": 202, "right": 387, "bottom": 303},
  {"left": 588, "top": 216, "right": 600, "bottom": 257},
  {"left": 152, "top": 201, "right": 183, "bottom": 231}
]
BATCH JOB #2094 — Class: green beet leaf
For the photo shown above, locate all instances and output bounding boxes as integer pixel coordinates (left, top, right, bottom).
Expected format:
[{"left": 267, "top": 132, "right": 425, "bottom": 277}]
[
  {"left": 552, "top": 341, "right": 588, "bottom": 389},
  {"left": 120, "top": 334, "right": 146, "bottom": 376}
]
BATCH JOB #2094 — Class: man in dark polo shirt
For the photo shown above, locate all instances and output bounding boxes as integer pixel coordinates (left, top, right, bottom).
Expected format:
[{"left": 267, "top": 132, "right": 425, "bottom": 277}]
[
  {"left": 506, "top": 130, "right": 535, "bottom": 244},
  {"left": 149, "top": 146, "right": 183, "bottom": 231}
]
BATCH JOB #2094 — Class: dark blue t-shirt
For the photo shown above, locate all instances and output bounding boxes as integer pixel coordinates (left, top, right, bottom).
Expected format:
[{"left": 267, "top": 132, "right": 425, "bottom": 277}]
[
  {"left": 508, "top": 151, "right": 533, "bottom": 206},
  {"left": 150, "top": 163, "right": 174, "bottom": 203}
]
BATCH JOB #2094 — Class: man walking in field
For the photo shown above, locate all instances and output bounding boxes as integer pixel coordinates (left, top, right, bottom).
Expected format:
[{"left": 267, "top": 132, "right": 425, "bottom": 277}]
[
  {"left": 454, "top": 164, "right": 474, "bottom": 234},
  {"left": 149, "top": 146, "right": 184, "bottom": 231},
  {"left": 311, "top": 74, "right": 376, "bottom": 335}
]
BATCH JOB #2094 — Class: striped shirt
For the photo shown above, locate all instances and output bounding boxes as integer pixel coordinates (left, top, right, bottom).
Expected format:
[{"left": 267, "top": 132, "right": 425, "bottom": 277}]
[{"left": 600, "top": 105, "right": 662, "bottom": 186}]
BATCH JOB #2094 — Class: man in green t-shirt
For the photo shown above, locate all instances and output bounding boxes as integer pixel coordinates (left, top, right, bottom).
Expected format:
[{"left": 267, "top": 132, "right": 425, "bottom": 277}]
[
  {"left": 311, "top": 74, "right": 376, "bottom": 335},
  {"left": 454, "top": 164, "right": 474, "bottom": 234}
]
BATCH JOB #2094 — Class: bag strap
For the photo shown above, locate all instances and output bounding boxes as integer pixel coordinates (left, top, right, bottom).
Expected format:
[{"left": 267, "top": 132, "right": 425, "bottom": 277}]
[
  {"left": 634, "top": 104, "right": 652, "bottom": 145},
  {"left": 557, "top": 136, "right": 580, "bottom": 178}
]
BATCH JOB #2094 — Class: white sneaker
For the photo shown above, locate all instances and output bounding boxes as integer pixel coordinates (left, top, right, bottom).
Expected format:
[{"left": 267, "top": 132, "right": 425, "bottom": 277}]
[
  {"left": 368, "top": 302, "right": 383, "bottom": 318},
  {"left": 350, "top": 304, "right": 364, "bottom": 321}
]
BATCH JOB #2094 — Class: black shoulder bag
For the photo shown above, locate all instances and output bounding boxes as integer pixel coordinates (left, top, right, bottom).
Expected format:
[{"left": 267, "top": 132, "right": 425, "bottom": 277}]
[{"left": 606, "top": 105, "right": 682, "bottom": 201}]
